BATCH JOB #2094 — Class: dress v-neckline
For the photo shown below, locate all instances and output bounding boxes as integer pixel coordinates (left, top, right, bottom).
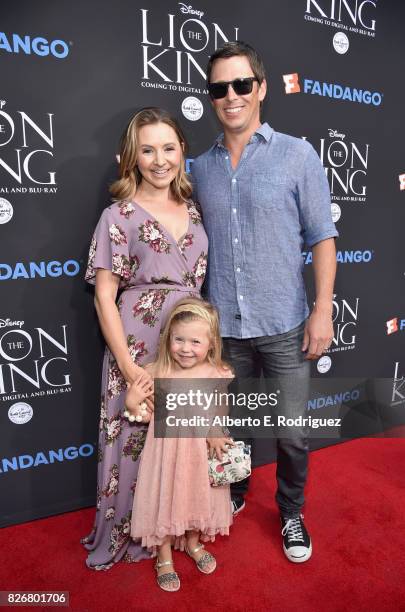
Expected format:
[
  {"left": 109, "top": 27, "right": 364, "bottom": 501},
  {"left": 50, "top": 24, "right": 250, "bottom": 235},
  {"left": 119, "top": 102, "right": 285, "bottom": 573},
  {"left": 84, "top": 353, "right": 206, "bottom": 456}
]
[{"left": 132, "top": 200, "right": 191, "bottom": 245}]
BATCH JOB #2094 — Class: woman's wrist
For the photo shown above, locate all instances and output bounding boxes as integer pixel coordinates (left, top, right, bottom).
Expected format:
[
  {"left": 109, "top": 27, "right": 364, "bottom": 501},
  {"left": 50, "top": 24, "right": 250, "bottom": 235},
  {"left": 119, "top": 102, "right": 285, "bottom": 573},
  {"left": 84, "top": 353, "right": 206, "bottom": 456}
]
[{"left": 119, "top": 360, "right": 142, "bottom": 384}]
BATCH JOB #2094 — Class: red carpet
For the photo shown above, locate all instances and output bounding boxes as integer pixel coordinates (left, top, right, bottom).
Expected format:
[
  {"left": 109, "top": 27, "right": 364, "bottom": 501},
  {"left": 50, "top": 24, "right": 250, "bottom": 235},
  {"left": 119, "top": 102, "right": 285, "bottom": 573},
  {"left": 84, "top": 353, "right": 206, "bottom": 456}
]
[{"left": 1, "top": 438, "right": 405, "bottom": 612}]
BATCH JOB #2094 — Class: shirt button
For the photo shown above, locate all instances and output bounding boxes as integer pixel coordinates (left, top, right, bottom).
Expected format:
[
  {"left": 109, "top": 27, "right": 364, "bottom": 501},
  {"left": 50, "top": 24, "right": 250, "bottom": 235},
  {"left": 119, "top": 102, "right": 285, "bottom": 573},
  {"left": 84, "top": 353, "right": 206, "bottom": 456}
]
[
  {"left": 233, "top": 208, "right": 237, "bottom": 213},
  {"left": 234, "top": 238, "right": 238, "bottom": 243},
  {"left": 239, "top": 295, "right": 244, "bottom": 300},
  {"left": 225, "top": 156, "right": 229, "bottom": 160},
  {"left": 236, "top": 267, "right": 241, "bottom": 272},
  {"left": 231, "top": 178, "right": 237, "bottom": 183}
]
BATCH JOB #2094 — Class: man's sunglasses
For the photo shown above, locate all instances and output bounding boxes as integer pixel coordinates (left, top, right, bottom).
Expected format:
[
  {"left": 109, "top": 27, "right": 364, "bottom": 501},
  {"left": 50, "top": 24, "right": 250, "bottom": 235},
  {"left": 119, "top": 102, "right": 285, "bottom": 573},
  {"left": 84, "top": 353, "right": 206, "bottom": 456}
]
[{"left": 208, "top": 77, "right": 259, "bottom": 100}]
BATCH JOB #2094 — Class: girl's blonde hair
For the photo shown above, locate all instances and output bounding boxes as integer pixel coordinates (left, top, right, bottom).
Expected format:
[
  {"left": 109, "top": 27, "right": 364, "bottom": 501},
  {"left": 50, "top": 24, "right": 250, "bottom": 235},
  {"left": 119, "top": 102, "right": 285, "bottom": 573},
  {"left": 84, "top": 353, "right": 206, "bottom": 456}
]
[
  {"left": 109, "top": 107, "right": 192, "bottom": 203},
  {"left": 154, "top": 298, "right": 229, "bottom": 376}
]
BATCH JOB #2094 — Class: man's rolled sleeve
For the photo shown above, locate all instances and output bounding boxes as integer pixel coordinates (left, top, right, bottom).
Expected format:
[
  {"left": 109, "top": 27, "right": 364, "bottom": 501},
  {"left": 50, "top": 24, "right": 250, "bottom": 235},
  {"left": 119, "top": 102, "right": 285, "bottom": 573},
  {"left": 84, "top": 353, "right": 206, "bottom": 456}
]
[{"left": 297, "top": 144, "right": 339, "bottom": 248}]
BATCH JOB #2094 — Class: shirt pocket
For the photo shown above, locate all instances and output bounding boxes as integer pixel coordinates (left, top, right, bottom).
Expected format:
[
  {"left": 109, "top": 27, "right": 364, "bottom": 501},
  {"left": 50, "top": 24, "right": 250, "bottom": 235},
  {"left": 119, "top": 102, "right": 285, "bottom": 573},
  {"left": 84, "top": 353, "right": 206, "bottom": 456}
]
[{"left": 251, "top": 176, "right": 286, "bottom": 211}]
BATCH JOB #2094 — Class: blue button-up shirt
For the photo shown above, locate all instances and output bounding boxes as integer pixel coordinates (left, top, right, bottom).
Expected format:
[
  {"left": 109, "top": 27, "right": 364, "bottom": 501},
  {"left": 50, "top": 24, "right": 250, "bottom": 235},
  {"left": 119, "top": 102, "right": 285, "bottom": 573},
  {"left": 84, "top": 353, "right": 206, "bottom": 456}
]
[{"left": 191, "top": 122, "right": 338, "bottom": 339}]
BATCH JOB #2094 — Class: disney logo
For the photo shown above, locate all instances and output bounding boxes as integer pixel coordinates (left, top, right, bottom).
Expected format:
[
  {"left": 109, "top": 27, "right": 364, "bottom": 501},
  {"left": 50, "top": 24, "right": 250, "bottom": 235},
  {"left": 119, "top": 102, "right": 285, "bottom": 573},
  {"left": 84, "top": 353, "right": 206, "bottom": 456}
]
[
  {"left": 328, "top": 129, "right": 346, "bottom": 140},
  {"left": 178, "top": 3, "right": 204, "bottom": 18},
  {"left": 0, "top": 318, "right": 25, "bottom": 329}
]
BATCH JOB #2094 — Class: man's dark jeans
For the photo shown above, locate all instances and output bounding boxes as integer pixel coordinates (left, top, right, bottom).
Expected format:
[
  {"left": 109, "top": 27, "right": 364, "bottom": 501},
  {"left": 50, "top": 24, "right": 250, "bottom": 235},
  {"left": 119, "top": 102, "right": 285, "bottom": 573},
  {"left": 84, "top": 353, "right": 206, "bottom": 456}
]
[{"left": 222, "top": 321, "right": 310, "bottom": 518}]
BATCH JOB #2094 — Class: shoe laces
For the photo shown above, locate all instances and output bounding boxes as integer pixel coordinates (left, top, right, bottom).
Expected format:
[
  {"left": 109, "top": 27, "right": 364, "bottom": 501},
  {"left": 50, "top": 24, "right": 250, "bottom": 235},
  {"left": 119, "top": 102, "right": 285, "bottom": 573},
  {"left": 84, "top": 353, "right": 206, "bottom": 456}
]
[{"left": 281, "top": 515, "right": 304, "bottom": 542}]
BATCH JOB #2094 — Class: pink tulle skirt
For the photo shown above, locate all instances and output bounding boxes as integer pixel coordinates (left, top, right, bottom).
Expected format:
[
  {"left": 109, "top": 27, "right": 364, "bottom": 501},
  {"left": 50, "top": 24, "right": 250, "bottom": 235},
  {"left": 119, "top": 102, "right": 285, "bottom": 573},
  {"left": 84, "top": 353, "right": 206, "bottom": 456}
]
[{"left": 131, "top": 418, "right": 232, "bottom": 550}]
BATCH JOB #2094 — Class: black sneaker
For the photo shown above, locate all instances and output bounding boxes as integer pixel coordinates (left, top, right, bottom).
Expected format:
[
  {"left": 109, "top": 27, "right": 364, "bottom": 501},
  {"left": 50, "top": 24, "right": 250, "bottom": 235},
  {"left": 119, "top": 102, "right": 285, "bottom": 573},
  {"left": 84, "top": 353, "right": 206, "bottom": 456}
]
[
  {"left": 280, "top": 514, "right": 312, "bottom": 563},
  {"left": 231, "top": 497, "right": 246, "bottom": 516}
]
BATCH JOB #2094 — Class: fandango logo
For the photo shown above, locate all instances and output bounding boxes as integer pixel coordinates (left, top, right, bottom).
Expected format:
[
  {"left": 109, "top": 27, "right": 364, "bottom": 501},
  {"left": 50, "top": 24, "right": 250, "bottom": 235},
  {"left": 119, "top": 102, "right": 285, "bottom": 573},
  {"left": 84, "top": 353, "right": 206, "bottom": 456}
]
[
  {"left": 0, "top": 260, "right": 80, "bottom": 280},
  {"left": 386, "top": 318, "right": 405, "bottom": 335},
  {"left": 302, "top": 250, "right": 373, "bottom": 264},
  {"left": 0, "top": 443, "right": 94, "bottom": 474},
  {"left": 308, "top": 388, "right": 361, "bottom": 411},
  {"left": 0, "top": 32, "right": 69, "bottom": 58},
  {"left": 283, "top": 73, "right": 382, "bottom": 106}
]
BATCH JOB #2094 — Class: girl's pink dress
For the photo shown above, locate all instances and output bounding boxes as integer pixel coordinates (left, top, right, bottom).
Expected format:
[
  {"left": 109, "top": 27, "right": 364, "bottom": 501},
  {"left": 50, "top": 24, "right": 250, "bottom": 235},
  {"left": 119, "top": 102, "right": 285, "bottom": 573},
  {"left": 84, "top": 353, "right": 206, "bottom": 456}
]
[{"left": 131, "top": 399, "right": 232, "bottom": 549}]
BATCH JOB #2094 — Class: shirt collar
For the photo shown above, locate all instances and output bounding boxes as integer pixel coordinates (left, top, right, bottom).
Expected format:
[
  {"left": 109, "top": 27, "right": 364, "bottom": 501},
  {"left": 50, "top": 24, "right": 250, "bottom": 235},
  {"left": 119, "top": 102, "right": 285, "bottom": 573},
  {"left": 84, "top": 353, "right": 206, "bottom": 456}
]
[
  {"left": 215, "top": 122, "right": 273, "bottom": 148},
  {"left": 255, "top": 122, "right": 273, "bottom": 142}
]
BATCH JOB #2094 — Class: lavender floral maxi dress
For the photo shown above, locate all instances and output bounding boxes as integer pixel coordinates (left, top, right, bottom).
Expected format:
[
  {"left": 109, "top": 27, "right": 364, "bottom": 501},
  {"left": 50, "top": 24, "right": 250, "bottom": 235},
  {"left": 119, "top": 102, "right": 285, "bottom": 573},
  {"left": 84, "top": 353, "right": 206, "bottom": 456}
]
[{"left": 82, "top": 200, "right": 208, "bottom": 570}]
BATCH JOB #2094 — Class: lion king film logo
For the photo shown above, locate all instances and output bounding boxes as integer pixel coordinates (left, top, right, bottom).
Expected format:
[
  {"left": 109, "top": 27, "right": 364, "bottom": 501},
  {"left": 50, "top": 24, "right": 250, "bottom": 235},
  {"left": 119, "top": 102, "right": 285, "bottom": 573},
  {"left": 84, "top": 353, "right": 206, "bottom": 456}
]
[
  {"left": 0, "top": 321, "right": 71, "bottom": 401},
  {"left": 304, "top": 129, "right": 369, "bottom": 217},
  {"left": 304, "top": 0, "right": 376, "bottom": 39},
  {"left": 391, "top": 362, "right": 405, "bottom": 407},
  {"left": 140, "top": 3, "right": 239, "bottom": 95},
  {"left": 328, "top": 294, "right": 359, "bottom": 354},
  {"left": 0, "top": 100, "right": 57, "bottom": 195}
]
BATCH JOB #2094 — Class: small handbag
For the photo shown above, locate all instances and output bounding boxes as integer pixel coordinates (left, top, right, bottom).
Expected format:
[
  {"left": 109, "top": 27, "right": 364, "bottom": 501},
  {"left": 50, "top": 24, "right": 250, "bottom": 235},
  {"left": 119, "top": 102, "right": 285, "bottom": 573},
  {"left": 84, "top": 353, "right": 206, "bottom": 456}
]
[{"left": 208, "top": 441, "right": 251, "bottom": 487}]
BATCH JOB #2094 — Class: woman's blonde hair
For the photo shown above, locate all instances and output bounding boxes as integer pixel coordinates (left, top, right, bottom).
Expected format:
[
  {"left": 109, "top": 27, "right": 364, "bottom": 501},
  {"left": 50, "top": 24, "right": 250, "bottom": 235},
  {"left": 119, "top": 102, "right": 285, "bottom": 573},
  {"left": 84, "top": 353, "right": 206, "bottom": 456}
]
[
  {"left": 153, "top": 298, "right": 229, "bottom": 376},
  {"left": 110, "top": 107, "right": 192, "bottom": 203}
]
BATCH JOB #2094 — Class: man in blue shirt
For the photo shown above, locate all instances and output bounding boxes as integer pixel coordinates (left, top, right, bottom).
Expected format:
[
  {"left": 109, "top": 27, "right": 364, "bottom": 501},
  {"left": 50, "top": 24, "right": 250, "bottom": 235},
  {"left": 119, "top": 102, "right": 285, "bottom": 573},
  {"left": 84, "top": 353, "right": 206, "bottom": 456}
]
[{"left": 192, "top": 42, "right": 338, "bottom": 563}]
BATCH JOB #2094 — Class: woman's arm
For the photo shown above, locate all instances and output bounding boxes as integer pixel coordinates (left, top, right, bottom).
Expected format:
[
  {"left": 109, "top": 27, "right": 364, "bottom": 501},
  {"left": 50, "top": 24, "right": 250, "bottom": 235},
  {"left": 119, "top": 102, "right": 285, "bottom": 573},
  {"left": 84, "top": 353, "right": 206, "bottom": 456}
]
[{"left": 94, "top": 269, "right": 151, "bottom": 385}]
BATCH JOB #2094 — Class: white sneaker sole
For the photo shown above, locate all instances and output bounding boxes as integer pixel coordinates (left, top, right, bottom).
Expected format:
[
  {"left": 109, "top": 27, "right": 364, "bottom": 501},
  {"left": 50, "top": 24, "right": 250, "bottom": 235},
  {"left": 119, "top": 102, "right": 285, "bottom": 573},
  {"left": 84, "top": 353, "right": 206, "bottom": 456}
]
[
  {"left": 231, "top": 500, "right": 246, "bottom": 516},
  {"left": 283, "top": 541, "right": 312, "bottom": 563}
]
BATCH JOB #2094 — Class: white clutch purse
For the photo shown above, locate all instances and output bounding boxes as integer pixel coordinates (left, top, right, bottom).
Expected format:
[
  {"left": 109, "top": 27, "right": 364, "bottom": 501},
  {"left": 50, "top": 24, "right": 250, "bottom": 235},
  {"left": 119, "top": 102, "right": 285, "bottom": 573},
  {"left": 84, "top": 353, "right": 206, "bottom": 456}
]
[{"left": 208, "top": 441, "right": 251, "bottom": 487}]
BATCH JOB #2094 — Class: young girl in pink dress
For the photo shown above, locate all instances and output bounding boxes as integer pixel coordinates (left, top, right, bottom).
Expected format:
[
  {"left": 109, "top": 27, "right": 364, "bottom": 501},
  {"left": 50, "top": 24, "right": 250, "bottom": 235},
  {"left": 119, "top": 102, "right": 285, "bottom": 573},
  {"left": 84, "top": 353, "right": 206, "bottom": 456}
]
[{"left": 126, "top": 297, "right": 234, "bottom": 592}]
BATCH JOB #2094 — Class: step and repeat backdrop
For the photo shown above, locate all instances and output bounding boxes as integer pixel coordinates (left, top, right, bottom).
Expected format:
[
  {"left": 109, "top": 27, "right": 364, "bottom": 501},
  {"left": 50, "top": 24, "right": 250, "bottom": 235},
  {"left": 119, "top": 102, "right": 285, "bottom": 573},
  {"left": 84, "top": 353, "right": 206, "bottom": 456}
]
[{"left": 1, "top": 0, "right": 404, "bottom": 527}]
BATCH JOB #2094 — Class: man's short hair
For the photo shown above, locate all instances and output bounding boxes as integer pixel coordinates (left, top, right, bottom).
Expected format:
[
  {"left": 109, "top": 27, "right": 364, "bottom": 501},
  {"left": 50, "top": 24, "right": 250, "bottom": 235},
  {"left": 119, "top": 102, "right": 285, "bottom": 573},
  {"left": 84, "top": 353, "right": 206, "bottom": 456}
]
[{"left": 206, "top": 41, "right": 266, "bottom": 85}]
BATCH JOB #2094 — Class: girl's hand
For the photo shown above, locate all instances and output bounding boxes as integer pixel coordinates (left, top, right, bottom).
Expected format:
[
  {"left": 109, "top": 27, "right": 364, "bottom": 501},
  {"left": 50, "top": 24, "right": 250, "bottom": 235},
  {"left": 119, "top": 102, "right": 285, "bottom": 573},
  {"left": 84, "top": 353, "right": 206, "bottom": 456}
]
[
  {"left": 206, "top": 437, "right": 235, "bottom": 461},
  {"left": 125, "top": 375, "right": 154, "bottom": 421},
  {"left": 144, "top": 396, "right": 155, "bottom": 415}
]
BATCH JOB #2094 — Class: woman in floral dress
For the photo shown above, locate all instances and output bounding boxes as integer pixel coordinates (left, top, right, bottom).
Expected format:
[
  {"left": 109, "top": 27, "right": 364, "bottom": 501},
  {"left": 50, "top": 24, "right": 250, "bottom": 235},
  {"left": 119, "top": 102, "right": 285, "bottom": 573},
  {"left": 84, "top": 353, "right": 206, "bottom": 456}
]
[{"left": 82, "top": 108, "right": 208, "bottom": 570}]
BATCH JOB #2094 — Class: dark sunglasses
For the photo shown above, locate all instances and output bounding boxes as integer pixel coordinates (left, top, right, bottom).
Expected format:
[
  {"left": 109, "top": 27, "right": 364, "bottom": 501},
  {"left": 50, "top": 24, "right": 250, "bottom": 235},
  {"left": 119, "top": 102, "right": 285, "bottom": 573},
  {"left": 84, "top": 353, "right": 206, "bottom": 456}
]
[{"left": 208, "top": 77, "right": 259, "bottom": 100}]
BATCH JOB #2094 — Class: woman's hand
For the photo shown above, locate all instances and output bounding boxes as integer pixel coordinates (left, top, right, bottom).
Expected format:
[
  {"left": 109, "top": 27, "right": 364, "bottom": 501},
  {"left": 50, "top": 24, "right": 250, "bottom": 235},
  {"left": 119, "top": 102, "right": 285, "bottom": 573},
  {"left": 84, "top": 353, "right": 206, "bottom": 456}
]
[
  {"left": 206, "top": 437, "right": 235, "bottom": 461},
  {"left": 123, "top": 362, "right": 153, "bottom": 388},
  {"left": 125, "top": 374, "right": 154, "bottom": 422}
]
